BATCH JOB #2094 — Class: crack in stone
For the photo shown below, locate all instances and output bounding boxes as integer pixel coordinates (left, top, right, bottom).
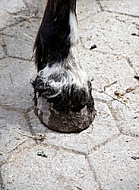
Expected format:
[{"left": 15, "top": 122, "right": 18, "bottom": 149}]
[
  {"left": 0, "top": 57, "right": 7, "bottom": 61},
  {"left": 0, "top": 104, "right": 28, "bottom": 113},
  {"left": 22, "top": 0, "right": 39, "bottom": 17},
  {"left": 24, "top": 112, "right": 39, "bottom": 144},
  {"left": 0, "top": 143, "right": 37, "bottom": 167},
  {"left": 115, "top": 17, "right": 126, "bottom": 24},
  {"left": 85, "top": 155, "right": 101, "bottom": 190},
  {"left": 93, "top": 97, "right": 108, "bottom": 104},
  {"left": 0, "top": 34, "right": 8, "bottom": 56},
  {"left": 0, "top": 55, "right": 33, "bottom": 63},
  {"left": 0, "top": 18, "right": 29, "bottom": 32},
  {"left": 120, "top": 133, "right": 139, "bottom": 138},
  {"left": 107, "top": 101, "right": 125, "bottom": 133},
  {"left": 96, "top": 0, "right": 104, "bottom": 12},
  {"left": 107, "top": 101, "right": 139, "bottom": 138},
  {"left": 7, "top": 140, "right": 26, "bottom": 154},
  {"left": 94, "top": 49, "right": 126, "bottom": 58},
  {"left": 106, "top": 10, "right": 139, "bottom": 19},
  {"left": 125, "top": 57, "right": 138, "bottom": 75},
  {"left": 41, "top": 143, "right": 86, "bottom": 156},
  {"left": 0, "top": 169, "right": 5, "bottom": 190},
  {"left": 88, "top": 134, "right": 121, "bottom": 154},
  {"left": 8, "top": 55, "right": 33, "bottom": 62},
  {"left": 1, "top": 143, "right": 87, "bottom": 168}
]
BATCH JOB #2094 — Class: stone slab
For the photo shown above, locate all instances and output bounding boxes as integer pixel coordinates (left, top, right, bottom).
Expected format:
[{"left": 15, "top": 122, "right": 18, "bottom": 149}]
[
  {"left": 1, "top": 145, "right": 98, "bottom": 190},
  {"left": 2, "top": 21, "right": 39, "bottom": 60},
  {"left": 101, "top": 0, "right": 139, "bottom": 17},
  {"left": 0, "top": 108, "right": 35, "bottom": 164},
  {"left": 80, "top": 50, "right": 138, "bottom": 99},
  {"left": 79, "top": 11, "right": 139, "bottom": 56},
  {"left": 0, "top": 0, "right": 26, "bottom": 30},
  {"left": 77, "top": 0, "right": 101, "bottom": 21},
  {"left": 111, "top": 87, "right": 139, "bottom": 136},
  {"left": 89, "top": 135, "right": 139, "bottom": 190},
  {"left": 0, "top": 58, "right": 36, "bottom": 109}
]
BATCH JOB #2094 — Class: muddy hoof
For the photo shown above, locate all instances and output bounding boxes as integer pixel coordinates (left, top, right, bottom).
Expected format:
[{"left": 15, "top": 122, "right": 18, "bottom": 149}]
[
  {"left": 32, "top": 74, "right": 96, "bottom": 133},
  {"left": 34, "top": 96, "right": 96, "bottom": 133}
]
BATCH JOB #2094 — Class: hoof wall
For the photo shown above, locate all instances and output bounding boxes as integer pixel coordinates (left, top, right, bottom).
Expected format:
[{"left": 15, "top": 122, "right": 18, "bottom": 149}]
[{"left": 35, "top": 97, "right": 96, "bottom": 133}]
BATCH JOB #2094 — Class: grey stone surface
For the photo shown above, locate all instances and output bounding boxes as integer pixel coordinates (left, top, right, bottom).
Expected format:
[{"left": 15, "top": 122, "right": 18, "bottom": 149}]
[
  {"left": 100, "top": 0, "right": 139, "bottom": 16},
  {"left": 0, "top": 0, "right": 139, "bottom": 190},
  {"left": 2, "top": 21, "right": 39, "bottom": 60},
  {"left": 111, "top": 95, "right": 139, "bottom": 136},
  {"left": 0, "top": 58, "right": 36, "bottom": 109},
  {"left": 89, "top": 135, "right": 139, "bottom": 190},
  {"left": 1, "top": 145, "right": 99, "bottom": 190},
  {"left": 77, "top": 0, "right": 101, "bottom": 19},
  {"left": 0, "top": 0, "right": 26, "bottom": 30},
  {"left": 0, "top": 108, "right": 35, "bottom": 164},
  {"left": 80, "top": 51, "right": 138, "bottom": 95},
  {"left": 79, "top": 11, "right": 139, "bottom": 55}
]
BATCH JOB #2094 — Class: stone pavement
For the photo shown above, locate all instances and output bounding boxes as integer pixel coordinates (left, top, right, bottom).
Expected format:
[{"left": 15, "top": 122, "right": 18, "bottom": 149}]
[{"left": 0, "top": 0, "right": 139, "bottom": 189}]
